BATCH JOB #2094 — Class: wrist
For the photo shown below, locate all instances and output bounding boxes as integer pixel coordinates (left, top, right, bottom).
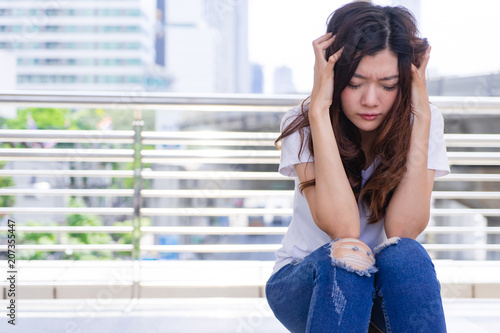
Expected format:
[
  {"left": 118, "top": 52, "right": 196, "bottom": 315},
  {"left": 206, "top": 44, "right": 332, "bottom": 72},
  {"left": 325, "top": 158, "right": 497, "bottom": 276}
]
[
  {"left": 308, "top": 106, "right": 331, "bottom": 122},
  {"left": 412, "top": 103, "right": 431, "bottom": 119},
  {"left": 412, "top": 110, "right": 431, "bottom": 123}
]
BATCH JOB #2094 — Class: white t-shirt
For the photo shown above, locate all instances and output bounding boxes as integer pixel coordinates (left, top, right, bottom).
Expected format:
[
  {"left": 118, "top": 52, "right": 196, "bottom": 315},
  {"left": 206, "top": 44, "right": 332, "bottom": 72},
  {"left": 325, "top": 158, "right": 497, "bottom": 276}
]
[{"left": 271, "top": 103, "right": 451, "bottom": 276}]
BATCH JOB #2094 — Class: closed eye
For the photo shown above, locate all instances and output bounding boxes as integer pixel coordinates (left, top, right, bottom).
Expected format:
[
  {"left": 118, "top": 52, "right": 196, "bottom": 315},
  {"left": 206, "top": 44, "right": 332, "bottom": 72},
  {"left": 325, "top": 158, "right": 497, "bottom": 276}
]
[{"left": 382, "top": 85, "right": 398, "bottom": 91}]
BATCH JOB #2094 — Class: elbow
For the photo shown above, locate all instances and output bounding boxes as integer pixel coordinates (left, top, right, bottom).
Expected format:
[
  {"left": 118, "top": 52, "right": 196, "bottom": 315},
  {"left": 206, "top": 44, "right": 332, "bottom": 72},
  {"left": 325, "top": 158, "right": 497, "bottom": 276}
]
[
  {"left": 385, "top": 212, "right": 430, "bottom": 240},
  {"left": 315, "top": 211, "right": 360, "bottom": 239}
]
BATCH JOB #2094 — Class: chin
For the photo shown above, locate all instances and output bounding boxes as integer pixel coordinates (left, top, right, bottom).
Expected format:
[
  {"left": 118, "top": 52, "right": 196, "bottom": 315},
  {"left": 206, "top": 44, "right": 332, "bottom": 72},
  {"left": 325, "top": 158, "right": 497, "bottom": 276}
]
[{"left": 355, "top": 123, "right": 380, "bottom": 133}]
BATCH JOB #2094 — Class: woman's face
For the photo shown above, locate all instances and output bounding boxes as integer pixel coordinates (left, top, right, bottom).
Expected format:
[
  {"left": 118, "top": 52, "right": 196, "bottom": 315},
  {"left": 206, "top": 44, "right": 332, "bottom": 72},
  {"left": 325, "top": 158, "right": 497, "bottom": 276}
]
[{"left": 340, "top": 49, "right": 399, "bottom": 136}]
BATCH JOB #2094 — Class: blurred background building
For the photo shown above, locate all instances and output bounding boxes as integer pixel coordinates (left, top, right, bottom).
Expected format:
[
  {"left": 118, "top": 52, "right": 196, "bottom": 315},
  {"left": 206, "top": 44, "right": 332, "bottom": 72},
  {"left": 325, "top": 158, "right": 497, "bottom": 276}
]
[{"left": 0, "top": 0, "right": 170, "bottom": 91}]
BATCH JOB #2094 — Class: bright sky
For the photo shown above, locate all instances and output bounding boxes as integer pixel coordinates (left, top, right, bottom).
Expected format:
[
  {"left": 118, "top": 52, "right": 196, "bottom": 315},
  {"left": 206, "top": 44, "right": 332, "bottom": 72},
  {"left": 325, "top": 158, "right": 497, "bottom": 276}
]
[{"left": 248, "top": 0, "right": 500, "bottom": 94}]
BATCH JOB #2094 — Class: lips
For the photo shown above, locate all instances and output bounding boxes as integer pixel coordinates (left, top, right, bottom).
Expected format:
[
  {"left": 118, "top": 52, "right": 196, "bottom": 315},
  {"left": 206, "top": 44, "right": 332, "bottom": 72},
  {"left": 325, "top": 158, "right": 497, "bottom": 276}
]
[{"left": 359, "top": 114, "right": 379, "bottom": 121}]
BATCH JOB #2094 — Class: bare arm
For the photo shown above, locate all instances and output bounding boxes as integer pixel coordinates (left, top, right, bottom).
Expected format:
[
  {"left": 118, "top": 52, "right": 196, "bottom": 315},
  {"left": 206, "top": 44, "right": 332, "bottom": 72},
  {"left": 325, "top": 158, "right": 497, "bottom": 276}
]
[
  {"left": 295, "top": 33, "right": 360, "bottom": 240},
  {"left": 385, "top": 46, "right": 435, "bottom": 239}
]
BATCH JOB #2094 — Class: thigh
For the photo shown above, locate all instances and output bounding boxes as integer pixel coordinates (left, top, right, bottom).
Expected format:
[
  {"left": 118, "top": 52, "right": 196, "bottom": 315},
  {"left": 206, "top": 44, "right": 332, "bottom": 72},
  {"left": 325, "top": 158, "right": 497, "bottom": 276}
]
[
  {"left": 266, "top": 241, "right": 376, "bottom": 333},
  {"left": 265, "top": 242, "right": 332, "bottom": 332}
]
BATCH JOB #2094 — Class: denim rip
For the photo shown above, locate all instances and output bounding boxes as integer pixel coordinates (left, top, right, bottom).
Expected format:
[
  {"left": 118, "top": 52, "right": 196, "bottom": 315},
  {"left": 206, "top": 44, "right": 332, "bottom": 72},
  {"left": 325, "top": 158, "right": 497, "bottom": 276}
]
[
  {"left": 328, "top": 238, "right": 378, "bottom": 277},
  {"left": 373, "top": 237, "right": 401, "bottom": 255}
]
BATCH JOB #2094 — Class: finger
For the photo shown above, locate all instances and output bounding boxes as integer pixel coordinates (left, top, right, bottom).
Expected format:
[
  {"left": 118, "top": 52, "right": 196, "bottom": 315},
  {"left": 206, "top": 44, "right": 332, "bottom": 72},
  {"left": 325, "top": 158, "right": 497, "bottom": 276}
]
[
  {"left": 313, "top": 31, "right": 333, "bottom": 45},
  {"left": 330, "top": 46, "right": 344, "bottom": 64},
  {"left": 313, "top": 33, "right": 334, "bottom": 63},
  {"left": 318, "top": 34, "right": 335, "bottom": 48},
  {"left": 418, "top": 45, "right": 431, "bottom": 80},
  {"left": 325, "top": 46, "right": 344, "bottom": 72},
  {"left": 317, "top": 35, "right": 336, "bottom": 61},
  {"left": 411, "top": 63, "right": 421, "bottom": 82}
]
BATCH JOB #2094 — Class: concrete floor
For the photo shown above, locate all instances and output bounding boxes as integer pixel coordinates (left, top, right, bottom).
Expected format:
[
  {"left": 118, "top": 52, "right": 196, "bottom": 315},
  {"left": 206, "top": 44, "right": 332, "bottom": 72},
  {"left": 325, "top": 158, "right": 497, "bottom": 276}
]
[{"left": 1, "top": 298, "right": 500, "bottom": 333}]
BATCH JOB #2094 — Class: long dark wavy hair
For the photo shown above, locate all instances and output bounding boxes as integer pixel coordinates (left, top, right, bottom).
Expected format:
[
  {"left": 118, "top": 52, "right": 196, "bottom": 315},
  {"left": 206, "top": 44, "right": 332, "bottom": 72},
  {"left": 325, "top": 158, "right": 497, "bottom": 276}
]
[{"left": 275, "top": 2, "right": 429, "bottom": 223}]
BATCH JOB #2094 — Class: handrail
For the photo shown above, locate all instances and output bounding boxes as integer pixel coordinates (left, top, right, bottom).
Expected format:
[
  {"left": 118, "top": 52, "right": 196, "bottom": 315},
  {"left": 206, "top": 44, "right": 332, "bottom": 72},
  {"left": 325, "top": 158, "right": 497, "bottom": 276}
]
[
  {"left": 0, "top": 91, "right": 499, "bottom": 113},
  {"left": 0, "top": 93, "right": 500, "bottom": 264}
]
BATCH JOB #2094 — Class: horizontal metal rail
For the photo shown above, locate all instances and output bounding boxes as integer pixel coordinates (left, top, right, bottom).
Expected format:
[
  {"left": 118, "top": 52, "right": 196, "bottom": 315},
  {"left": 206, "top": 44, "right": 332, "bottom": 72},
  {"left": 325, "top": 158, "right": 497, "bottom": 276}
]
[
  {"left": 447, "top": 152, "right": 500, "bottom": 165},
  {"left": 423, "top": 244, "right": 500, "bottom": 251},
  {"left": 2, "top": 207, "right": 500, "bottom": 217},
  {"left": 0, "top": 90, "right": 304, "bottom": 111},
  {"left": 1, "top": 243, "right": 500, "bottom": 252},
  {"left": 0, "top": 207, "right": 133, "bottom": 214},
  {"left": 142, "top": 131, "right": 277, "bottom": 146},
  {"left": 140, "top": 243, "right": 500, "bottom": 253},
  {"left": 2, "top": 129, "right": 500, "bottom": 147},
  {"left": 147, "top": 170, "right": 291, "bottom": 180},
  {"left": 139, "top": 207, "right": 292, "bottom": 216},
  {"left": 1, "top": 170, "right": 500, "bottom": 182},
  {"left": 0, "top": 129, "right": 134, "bottom": 143},
  {"left": 1, "top": 189, "right": 499, "bottom": 200},
  {"left": 2, "top": 149, "right": 500, "bottom": 165},
  {"left": 1, "top": 226, "right": 500, "bottom": 235},
  {"left": 0, "top": 91, "right": 500, "bottom": 114},
  {"left": 0, "top": 169, "right": 135, "bottom": 177},
  {"left": 0, "top": 148, "right": 134, "bottom": 162},
  {"left": 139, "top": 226, "right": 500, "bottom": 235},
  {"left": 0, "top": 226, "right": 133, "bottom": 233},
  {"left": 141, "top": 244, "right": 281, "bottom": 253},
  {"left": 0, "top": 244, "right": 133, "bottom": 251},
  {"left": 444, "top": 134, "right": 500, "bottom": 147},
  {"left": 435, "top": 174, "right": 500, "bottom": 182},
  {"left": 431, "top": 191, "right": 500, "bottom": 199},
  {"left": 1, "top": 242, "right": 500, "bottom": 252},
  {"left": 0, "top": 189, "right": 134, "bottom": 196}
]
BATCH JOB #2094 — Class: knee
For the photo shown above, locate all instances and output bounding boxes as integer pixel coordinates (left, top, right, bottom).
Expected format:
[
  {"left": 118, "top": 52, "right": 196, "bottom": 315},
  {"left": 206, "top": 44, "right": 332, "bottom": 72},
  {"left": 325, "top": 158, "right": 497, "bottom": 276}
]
[
  {"left": 329, "top": 238, "right": 377, "bottom": 277},
  {"left": 374, "top": 237, "right": 434, "bottom": 271},
  {"left": 373, "top": 238, "right": 440, "bottom": 292}
]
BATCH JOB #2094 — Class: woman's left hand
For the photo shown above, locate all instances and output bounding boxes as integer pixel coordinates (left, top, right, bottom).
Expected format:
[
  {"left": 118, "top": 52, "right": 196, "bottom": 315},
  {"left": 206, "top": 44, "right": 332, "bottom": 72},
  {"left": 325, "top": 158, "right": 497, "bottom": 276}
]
[{"left": 411, "top": 45, "right": 432, "bottom": 118}]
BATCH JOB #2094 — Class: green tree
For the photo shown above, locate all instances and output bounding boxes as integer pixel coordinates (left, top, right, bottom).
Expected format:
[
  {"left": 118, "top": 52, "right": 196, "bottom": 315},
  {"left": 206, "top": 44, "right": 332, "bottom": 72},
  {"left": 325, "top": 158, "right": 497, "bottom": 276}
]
[
  {"left": 0, "top": 161, "right": 15, "bottom": 209},
  {"left": 5, "top": 108, "right": 70, "bottom": 130}
]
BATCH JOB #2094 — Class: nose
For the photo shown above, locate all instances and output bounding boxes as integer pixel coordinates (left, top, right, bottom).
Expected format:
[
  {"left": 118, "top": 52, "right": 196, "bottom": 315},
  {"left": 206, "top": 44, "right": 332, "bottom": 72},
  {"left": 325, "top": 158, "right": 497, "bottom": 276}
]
[{"left": 360, "top": 84, "right": 380, "bottom": 108}]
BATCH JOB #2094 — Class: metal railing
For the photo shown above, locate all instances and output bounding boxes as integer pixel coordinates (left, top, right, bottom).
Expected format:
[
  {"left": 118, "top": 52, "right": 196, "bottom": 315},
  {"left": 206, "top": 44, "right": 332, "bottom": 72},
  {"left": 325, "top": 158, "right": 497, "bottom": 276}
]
[{"left": 0, "top": 91, "right": 500, "bottom": 258}]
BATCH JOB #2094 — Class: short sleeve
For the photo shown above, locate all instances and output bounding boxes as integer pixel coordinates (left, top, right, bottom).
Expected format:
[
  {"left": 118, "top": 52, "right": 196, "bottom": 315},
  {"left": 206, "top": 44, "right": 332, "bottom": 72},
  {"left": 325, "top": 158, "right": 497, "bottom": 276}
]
[
  {"left": 428, "top": 104, "right": 450, "bottom": 178},
  {"left": 278, "top": 105, "right": 314, "bottom": 177}
]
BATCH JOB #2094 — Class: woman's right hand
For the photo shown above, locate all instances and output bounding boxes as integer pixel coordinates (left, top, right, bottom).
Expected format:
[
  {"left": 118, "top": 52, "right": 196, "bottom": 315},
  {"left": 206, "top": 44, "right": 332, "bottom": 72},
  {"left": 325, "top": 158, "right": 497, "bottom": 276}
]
[{"left": 309, "top": 32, "right": 343, "bottom": 116}]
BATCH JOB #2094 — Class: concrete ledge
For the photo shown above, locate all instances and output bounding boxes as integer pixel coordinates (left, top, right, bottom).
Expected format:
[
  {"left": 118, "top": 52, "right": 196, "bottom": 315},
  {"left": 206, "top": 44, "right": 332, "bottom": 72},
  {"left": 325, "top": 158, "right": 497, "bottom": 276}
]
[
  {"left": 55, "top": 284, "right": 133, "bottom": 299},
  {"left": 474, "top": 284, "right": 500, "bottom": 298},
  {"left": 140, "top": 285, "right": 261, "bottom": 298},
  {"left": 1, "top": 259, "right": 500, "bottom": 299},
  {"left": 16, "top": 285, "right": 55, "bottom": 299},
  {"left": 441, "top": 283, "right": 473, "bottom": 298}
]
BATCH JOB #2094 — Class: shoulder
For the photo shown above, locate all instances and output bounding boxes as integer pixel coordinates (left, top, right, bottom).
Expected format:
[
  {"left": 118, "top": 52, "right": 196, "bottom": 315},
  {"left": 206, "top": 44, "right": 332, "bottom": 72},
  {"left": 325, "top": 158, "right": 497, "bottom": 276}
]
[
  {"left": 429, "top": 103, "right": 445, "bottom": 127},
  {"left": 429, "top": 103, "right": 443, "bottom": 118},
  {"left": 281, "top": 104, "right": 306, "bottom": 130}
]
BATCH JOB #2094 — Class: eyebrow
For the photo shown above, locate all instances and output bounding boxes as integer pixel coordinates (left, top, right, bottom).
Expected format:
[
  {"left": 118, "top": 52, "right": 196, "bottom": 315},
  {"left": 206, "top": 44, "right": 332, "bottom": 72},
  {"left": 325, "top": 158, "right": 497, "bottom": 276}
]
[{"left": 352, "top": 73, "right": 399, "bottom": 81}]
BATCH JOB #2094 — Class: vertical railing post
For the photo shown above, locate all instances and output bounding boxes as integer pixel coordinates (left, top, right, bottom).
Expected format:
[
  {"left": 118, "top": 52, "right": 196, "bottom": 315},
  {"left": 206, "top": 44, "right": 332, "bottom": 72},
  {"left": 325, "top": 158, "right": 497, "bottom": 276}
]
[{"left": 131, "top": 109, "right": 144, "bottom": 298}]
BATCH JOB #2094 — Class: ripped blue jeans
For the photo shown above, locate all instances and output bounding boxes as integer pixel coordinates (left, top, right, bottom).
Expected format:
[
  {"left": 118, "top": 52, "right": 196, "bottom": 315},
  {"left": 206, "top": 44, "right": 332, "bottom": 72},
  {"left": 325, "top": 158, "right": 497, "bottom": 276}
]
[{"left": 265, "top": 237, "right": 447, "bottom": 333}]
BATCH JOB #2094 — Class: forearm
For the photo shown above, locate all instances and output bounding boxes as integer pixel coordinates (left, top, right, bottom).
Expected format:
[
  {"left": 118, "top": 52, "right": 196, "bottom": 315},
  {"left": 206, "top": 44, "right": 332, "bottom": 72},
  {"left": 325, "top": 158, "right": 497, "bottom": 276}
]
[
  {"left": 309, "top": 108, "right": 360, "bottom": 238},
  {"left": 385, "top": 112, "right": 432, "bottom": 238}
]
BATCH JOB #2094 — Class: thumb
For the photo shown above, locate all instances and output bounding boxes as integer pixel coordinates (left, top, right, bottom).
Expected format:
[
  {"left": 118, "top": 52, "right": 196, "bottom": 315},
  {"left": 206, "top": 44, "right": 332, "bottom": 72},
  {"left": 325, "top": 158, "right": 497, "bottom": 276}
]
[{"left": 325, "top": 47, "right": 343, "bottom": 75}]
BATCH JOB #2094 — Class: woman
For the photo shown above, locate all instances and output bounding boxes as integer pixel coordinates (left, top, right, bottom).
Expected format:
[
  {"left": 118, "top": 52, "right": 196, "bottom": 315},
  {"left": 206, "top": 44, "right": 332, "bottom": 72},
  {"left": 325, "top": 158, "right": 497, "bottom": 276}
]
[{"left": 265, "top": 2, "right": 450, "bottom": 332}]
